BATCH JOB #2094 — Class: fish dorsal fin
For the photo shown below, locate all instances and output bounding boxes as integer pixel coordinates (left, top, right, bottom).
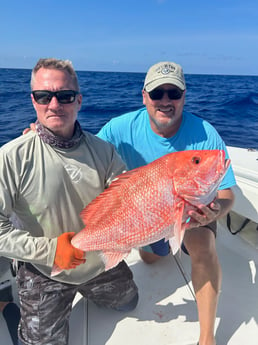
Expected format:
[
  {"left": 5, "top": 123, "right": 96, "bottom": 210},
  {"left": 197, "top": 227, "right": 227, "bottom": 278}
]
[
  {"left": 80, "top": 168, "right": 140, "bottom": 226},
  {"left": 111, "top": 167, "right": 141, "bottom": 183}
]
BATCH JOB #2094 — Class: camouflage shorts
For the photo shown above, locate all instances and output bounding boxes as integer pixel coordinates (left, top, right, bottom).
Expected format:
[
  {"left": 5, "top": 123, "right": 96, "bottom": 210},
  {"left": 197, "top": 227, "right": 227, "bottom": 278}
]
[{"left": 16, "top": 261, "right": 138, "bottom": 345}]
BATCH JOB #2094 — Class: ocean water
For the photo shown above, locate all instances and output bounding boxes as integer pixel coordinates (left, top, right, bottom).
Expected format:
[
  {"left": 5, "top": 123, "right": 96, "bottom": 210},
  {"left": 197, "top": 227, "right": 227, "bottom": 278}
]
[{"left": 0, "top": 68, "right": 257, "bottom": 149}]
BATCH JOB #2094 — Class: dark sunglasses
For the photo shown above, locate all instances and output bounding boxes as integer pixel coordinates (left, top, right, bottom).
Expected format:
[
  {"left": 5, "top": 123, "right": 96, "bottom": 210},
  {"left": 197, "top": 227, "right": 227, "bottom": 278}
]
[
  {"left": 32, "top": 90, "right": 79, "bottom": 105},
  {"left": 148, "top": 88, "right": 183, "bottom": 101}
]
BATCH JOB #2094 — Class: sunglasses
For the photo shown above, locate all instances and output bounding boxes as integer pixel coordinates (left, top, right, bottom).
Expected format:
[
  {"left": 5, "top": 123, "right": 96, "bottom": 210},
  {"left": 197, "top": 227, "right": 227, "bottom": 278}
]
[
  {"left": 148, "top": 88, "right": 183, "bottom": 101},
  {"left": 32, "top": 90, "right": 79, "bottom": 105}
]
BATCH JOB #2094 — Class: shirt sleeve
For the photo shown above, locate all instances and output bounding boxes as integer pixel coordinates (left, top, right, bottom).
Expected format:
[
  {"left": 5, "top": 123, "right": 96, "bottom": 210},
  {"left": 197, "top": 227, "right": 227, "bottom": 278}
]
[
  {"left": 0, "top": 146, "right": 57, "bottom": 266},
  {"left": 201, "top": 120, "right": 236, "bottom": 190}
]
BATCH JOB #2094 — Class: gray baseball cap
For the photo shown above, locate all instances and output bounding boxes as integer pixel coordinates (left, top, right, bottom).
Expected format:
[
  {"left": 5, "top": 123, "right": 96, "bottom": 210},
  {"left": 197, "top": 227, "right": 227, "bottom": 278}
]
[{"left": 144, "top": 61, "right": 186, "bottom": 92}]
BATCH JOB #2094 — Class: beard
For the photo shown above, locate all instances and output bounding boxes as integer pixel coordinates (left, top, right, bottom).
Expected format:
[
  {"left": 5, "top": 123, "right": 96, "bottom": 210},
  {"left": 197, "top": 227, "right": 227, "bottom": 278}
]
[
  {"left": 150, "top": 108, "right": 176, "bottom": 129},
  {"left": 148, "top": 107, "right": 183, "bottom": 138}
]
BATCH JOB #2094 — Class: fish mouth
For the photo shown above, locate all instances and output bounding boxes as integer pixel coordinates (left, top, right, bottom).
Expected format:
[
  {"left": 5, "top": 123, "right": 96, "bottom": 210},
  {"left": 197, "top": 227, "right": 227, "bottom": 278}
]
[{"left": 182, "top": 158, "right": 231, "bottom": 206}]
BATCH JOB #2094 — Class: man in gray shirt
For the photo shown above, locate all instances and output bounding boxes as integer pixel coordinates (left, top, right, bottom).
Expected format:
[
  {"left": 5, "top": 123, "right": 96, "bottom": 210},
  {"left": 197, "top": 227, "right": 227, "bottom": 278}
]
[{"left": 0, "top": 58, "right": 138, "bottom": 345}]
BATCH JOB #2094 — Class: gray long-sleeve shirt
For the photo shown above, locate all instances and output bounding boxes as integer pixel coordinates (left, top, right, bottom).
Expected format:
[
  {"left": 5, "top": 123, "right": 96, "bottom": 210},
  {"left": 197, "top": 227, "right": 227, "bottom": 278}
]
[{"left": 0, "top": 130, "right": 126, "bottom": 284}]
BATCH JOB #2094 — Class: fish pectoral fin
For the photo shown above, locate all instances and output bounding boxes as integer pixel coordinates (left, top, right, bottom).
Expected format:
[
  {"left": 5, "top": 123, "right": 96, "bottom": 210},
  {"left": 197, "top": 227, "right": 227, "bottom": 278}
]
[
  {"left": 170, "top": 201, "right": 186, "bottom": 255},
  {"left": 169, "top": 236, "right": 180, "bottom": 255},
  {"left": 101, "top": 250, "right": 131, "bottom": 271}
]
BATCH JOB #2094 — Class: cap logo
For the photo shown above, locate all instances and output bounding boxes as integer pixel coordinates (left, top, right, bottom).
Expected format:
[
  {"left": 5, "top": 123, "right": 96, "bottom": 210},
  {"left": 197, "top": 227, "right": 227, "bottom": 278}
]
[
  {"left": 161, "top": 67, "right": 170, "bottom": 75},
  {"left": 155, "top": 64, "right": 176, "bottom": 76}
]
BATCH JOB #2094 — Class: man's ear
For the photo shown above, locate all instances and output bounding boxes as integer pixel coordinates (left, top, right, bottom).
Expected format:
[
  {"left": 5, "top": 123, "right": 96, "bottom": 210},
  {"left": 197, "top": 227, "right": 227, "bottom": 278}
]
[
  {"left": 31, "top": 93, "right": 38, "bottom": 112},
  {"left": 142, "top": 89, "right": 147, "bottom": 105}
]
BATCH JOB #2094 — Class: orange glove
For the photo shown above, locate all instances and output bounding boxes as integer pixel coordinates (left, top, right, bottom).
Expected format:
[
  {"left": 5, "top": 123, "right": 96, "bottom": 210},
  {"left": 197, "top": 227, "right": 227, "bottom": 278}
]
[{"left": 54, "top": 232, "right": 85, "bottom": 270}]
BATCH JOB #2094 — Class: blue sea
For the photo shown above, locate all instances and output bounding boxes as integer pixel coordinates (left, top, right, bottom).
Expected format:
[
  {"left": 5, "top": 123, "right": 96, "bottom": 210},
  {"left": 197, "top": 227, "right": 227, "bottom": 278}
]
[{"left": 0, "top": 68, "right": 257, "bottom": 149}]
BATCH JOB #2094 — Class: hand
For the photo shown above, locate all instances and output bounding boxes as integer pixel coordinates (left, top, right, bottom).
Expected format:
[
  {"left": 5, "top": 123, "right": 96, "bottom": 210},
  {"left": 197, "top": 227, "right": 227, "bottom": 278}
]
[
  {"left": 23, "top": 123, "right": 36, "bottom": 135},
  {"left": 54, "top": 232, "right": 86, "bottom": 270},
  {"left": 185, "top": 200, "right": 221, "bottom": 229}
]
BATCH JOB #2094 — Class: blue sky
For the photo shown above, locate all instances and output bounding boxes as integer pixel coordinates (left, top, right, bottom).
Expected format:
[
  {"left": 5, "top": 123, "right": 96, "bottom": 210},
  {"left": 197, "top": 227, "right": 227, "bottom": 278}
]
[{"left": 0, "top": 0, "right": 258, "bottom": 75}]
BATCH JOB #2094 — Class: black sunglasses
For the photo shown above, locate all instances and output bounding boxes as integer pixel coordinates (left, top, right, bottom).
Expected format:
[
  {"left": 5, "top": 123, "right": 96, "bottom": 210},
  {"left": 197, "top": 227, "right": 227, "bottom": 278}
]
[
  {"left": 148, "top": 88, "right": 183, "bottom": 101},
  {"left": 32, "top": 90, "right": 79, "bottom": 105}
]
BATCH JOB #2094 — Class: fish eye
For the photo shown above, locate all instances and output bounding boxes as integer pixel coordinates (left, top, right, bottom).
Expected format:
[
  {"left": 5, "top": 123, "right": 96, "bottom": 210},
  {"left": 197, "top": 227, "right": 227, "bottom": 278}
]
[{"left": 192, "top": 156, "right": 201, "bottom": 164}]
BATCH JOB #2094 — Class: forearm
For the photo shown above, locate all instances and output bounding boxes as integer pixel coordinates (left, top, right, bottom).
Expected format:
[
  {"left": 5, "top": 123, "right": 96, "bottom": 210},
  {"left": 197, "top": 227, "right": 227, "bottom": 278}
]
[
  {"left": 0, "top": 219, "right": 56, "bottom": 266},
  {"left": 216, "top": 188, "right": 235, "bottom": 219}
]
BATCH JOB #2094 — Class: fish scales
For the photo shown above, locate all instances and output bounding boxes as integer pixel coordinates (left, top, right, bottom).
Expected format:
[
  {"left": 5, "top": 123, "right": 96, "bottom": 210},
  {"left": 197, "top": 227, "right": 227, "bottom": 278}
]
[{"left": 77, "top": 159, "right": 175, "bottom": 250}]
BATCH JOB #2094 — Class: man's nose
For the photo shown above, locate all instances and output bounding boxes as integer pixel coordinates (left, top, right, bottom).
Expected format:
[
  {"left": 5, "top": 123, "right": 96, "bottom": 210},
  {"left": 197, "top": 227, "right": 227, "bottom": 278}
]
[
  {"left": 48, "top": 96, "right": 61, "bottom": 107},
  {"left": 161, "top": 92, "right": 172, "bottom": 103}
]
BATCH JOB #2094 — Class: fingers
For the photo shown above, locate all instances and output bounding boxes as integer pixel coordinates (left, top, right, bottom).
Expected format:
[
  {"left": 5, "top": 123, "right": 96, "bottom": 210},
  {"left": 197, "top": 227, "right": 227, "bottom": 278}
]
[
  {"left": 22, "top": 123, "right": 36, "bottom": 135},
  {"left": 73, "top": 247, "right": 85, "bottom": 259},
  {"left": 22, "top": 128, "right": 31, "bottom": 135},
  {"left": 68, "top": 233, "right": 85, "bottom": 260},
  {"left": 66, "top": 232, "right": 76, "bottom": 240},
  {"left": 70, "top": 258, "right": 86, "bottom": 268},
  {"left": 55, "top": 232, "right": 86, "bottom": 270},
  {"left": 65, "top": 232, "right": 85, "bottom": 260},
  {"left": 186, "top": 202, "right": 221, "bottom": 229}
]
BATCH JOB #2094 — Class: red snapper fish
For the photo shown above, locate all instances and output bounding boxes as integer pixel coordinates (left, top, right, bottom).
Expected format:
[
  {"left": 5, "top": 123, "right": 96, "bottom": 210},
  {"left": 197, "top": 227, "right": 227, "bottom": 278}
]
[{"left": 52, "top": 150, "right": 230, "bottom": 276}]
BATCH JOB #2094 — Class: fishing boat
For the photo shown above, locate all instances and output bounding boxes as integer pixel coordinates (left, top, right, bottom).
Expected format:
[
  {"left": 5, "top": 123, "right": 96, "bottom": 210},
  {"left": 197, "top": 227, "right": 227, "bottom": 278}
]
[{"left": 1, "top": 146, "right": 257, "bottom": 345}]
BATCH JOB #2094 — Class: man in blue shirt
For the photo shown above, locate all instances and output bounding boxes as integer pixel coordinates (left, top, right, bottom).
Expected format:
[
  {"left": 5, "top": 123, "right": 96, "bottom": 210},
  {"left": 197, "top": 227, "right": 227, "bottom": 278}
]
[{"left": 97, "top": 61, "right": 236, "bottom": 345}]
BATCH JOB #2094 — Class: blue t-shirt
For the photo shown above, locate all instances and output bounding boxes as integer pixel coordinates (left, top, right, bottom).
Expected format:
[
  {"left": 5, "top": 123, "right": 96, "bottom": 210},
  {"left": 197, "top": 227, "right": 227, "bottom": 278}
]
[{"left": 97, "top": 107, "right": 236, "bottom": 190}]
